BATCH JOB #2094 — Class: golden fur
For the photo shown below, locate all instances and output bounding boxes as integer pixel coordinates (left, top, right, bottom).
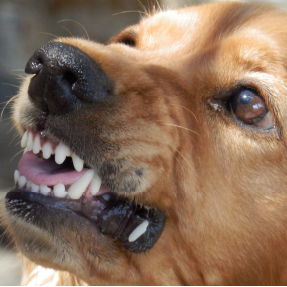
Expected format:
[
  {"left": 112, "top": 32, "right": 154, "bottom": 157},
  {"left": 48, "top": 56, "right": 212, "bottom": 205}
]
[{"left": 3, "top": 1, "right": 287, "bottom": 285}]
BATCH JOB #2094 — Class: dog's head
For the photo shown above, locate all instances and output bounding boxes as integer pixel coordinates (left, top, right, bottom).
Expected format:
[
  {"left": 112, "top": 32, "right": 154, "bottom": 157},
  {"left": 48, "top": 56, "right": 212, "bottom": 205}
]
[{"left": 3, "top": 1, "right": 287, "bottom": 285}]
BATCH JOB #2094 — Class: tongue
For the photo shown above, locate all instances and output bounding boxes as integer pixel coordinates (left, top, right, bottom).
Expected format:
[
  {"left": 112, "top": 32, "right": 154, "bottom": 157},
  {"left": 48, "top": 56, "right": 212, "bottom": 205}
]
[{"left": 18, "top": 152, "right": 88, "bottom": 186}]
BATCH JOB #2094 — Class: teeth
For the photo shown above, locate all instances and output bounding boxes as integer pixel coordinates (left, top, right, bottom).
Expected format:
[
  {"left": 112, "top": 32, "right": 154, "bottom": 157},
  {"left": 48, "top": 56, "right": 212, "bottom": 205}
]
[
  {"left": 128, "top": 220, "right": 149, "bottom": 242},
  {"left": 18, "top": 131, "right": 105, "bottom": 200},
  {"left": 26, "top": 180, "right": 32, "bottom": 190},
  {"left": 18, "top": 176, "right": 27, "bottom": 189},
  {"left": 72, "top": 154, "right": 84, "bottom": 172},
  {"left": 90, "top": 173, "right": 102, "bottom": 195},
  {"left": 53, "top": 183, "right": 67, "bottom": 198},
  {"left": 68, "top": 169, "right": 94, "bottom": 199},
  {"left": 31, "top": 183, "right": 40, "bottom": 193},
  {"left": 14, "top": 170, "right": 20, "bottom": 185},
  {"left": 42, "top": 142, "right": 53, "bottom": 159},
  {"left": 21, "top": 131, "right": 28, "bottom": 148},
  {"left": 32, "top": 134, "right": 41, "bottom": 154},
  {"left": 14, "top": 169, "right": 103, "bottom": 200},
  {"left": 101, "top": 193, "right": 110, "bottom": 201},
  {"left": 26, "top": 132, "right": 33, "bottom": 151},
  {"left": 40, "top": 185, "right": 51, "bottom": 195},
  {"left": 21, "top": 131, "right": 88, "bottom": 173},
  {"left": 55, "top": 143, "right": 70, "bottom": 164}
]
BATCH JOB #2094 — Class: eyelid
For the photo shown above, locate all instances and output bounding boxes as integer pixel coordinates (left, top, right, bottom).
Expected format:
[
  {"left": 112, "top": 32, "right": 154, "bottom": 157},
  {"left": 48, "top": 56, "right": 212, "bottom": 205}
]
[{"left": 109, "top": 29, "right": 138, "bottom": 45}]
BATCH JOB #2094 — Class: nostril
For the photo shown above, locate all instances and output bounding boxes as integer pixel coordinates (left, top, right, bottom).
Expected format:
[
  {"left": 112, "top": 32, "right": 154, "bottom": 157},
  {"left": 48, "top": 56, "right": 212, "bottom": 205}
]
[
  {"left": 62, "top": 71, "right": 77, "bottom": 88},
  {"left": 25, "top": 56, "right": 44, "bottom": 75},
  {"left": 26, "top": 42, "right": 114, "bottom": 115}
]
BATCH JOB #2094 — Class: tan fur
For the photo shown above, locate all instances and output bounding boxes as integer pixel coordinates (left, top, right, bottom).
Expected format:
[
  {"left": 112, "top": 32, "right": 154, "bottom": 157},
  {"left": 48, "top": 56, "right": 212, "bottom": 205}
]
[{"left": 3, "top": 1, "right": 287, "bottom": 285}]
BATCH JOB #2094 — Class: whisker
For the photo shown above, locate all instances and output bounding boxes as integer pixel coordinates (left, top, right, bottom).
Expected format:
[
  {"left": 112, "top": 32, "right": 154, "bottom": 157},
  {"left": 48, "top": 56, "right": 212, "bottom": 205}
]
[
  {"left": 175, "top": 148, "right": 193, "bottom": 171},
  {"left": 170, "top": 103, "right": 199, "bottom": 123},
  {"left": 160, "top": 122, "right": 200, "bottom": 136},
  {"left": 2, "top": 83, "right": 20, "bottom": 89},
  {"left": 10, "top": 149, "right": 24, "bottom": 163},
  {"left": 9, "top": 72, "right": 26, "bottom": 80},
  {"left": 1, "top": 96, "right": 17, "bottom": 120},
  {"left": 60, "top": 26, "right": 74, "bottom": 37},
  {"left": 112, "top": 10, "right": 148, "bottom": 17},
  {"left": 58, "top": 19, "right": 89, "bottom": 40},
  {"left": 38, "top": 32, "right": 58, "bottom": 39}
]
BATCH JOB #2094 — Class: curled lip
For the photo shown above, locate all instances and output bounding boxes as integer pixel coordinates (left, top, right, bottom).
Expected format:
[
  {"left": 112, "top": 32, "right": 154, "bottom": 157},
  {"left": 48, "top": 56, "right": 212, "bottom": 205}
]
[{"left": 7, "top": 129, "right": 166, "bottom": 252}]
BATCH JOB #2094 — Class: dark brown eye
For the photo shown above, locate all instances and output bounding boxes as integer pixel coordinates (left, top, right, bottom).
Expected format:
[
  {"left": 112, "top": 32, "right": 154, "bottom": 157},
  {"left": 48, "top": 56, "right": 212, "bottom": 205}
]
[
  {"left": 119, "top": 37, "right": 136, "bottom": 47},
  {"left": 229, "top": 89, "right": 273, "bottom": 128}
]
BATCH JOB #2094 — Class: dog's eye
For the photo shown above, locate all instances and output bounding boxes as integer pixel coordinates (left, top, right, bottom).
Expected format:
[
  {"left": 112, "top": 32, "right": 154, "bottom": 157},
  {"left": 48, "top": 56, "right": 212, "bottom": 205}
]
[
  {"left": 229, "top": 89, "right": 273, "bottom": 129},
  {"left": 111, "top": 30, "right": 137, "bottom": 47},
  {"left": 118, "top": 37, "right": 136, "bottom": 47}
]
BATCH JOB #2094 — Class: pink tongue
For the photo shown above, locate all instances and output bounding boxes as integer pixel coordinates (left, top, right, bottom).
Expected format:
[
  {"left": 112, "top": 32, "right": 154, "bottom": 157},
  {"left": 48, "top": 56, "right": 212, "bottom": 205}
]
[{"left": 18, "top": 152, "right": 88, "bottom": 186}]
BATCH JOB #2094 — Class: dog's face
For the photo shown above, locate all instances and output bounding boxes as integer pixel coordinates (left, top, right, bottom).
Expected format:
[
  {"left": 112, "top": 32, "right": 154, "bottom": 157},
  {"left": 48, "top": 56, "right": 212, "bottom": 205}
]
[{"left": 4, "top": 1, "right": 287, "bottom": 285}]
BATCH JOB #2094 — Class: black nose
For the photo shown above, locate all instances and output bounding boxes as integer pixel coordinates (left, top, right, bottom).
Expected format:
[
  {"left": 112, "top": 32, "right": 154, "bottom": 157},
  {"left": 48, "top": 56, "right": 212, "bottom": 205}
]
[{"left": 25, "top": 42, "right": 113, "bottom": 114}]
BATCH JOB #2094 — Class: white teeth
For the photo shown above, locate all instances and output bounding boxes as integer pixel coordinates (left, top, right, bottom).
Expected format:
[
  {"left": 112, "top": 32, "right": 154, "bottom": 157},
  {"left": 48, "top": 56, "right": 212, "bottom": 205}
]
[
  {"left": 55, "top": 143, "right": 70, "bottom": 165},
  {"left": 53, "top": 183, "right": 67, "bottom": 198},
  {"left": 72, "top": 153, "right": 84, "bottom": 172},
  {"left": 14, "top": 168, "right": 103, "bottom": 200},
  {"left": 31, "top": 183, "right": 40, "bottom": 193},
  {"left": 21, "top": 131, "right": 88, "bottom": 173},
  {"left": 40, "top": 185, "right": 51, "bottom": 195},
  {"left": 32, "top": 134, "right": 41, "bottom": 154},
  {"left": 90, "top": 173, "right": 102, "bottom": 195},
  {"left": 42, "top": 142, "right": 53, "bottom": 159},
  {"left": 26, "top": 180, "right": 32, "bottom": 190},
  {"left": 101, "top": 193, "right": 110, "bottom": 201},
  {"left": 128, "top": 220, "right": 149, "bottom": 242},
  {"left": 18, "top": 131, "right": 105, "bottom": 200},
  {"left": 26, "top": 132, "right": 33, "bottom": 151},
  {"left": 14, "top": 170, "right": 20, "bottom": 185},
  {"left": 21, "top": 131, "right": 28, "bottom": 148},
  {"left": 68, "top": 170, "right": 94, "bottom": 200},
  {"left": 18, "top": 176, "right": 27, "bottom": 189}
]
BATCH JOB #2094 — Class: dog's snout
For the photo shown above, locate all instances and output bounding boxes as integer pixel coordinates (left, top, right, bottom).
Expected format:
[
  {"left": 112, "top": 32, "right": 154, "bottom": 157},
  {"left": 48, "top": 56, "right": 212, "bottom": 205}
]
[{"left": 25, "top": 42, "right": 113, "bottom": 114}]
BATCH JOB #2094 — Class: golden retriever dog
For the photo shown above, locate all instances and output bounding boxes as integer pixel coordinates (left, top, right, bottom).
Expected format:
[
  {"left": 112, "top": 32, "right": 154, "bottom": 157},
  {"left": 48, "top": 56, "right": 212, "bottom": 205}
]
[{"left": 3, "top": 0, "right": 287, "bottom": 285}]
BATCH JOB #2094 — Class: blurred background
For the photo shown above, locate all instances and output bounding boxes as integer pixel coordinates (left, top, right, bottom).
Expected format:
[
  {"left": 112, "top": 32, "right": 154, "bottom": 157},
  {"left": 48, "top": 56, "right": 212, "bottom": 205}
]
[{"left": 0, "top": 0, "right": 285, "bottom": 285}]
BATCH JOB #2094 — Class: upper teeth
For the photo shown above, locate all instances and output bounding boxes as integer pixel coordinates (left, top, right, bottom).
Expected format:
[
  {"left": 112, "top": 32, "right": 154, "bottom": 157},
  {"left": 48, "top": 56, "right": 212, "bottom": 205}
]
[
  {"left": 21, "top": 130, "right": 84, "bottom": 172},
  {"left": 18, "top": 130, "right": 103, "bottom": 200}
]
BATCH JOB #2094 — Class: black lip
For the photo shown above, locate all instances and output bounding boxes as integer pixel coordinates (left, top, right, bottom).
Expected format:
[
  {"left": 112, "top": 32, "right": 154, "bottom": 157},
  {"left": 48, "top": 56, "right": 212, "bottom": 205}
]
[{"left": 5, "top": 188, "right": 166, "bottom": 253}]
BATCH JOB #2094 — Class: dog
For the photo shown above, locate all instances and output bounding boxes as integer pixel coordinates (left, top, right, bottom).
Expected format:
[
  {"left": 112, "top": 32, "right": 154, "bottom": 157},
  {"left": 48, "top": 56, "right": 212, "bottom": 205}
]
[{"left": 3, "top": 0, "right": 287, "bottom": 285}]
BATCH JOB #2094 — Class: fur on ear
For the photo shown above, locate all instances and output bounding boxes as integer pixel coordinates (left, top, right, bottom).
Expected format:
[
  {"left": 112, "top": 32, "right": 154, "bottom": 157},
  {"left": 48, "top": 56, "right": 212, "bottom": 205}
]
[{"left": 22, "top": 257, "right": 87, "bottom": 286}]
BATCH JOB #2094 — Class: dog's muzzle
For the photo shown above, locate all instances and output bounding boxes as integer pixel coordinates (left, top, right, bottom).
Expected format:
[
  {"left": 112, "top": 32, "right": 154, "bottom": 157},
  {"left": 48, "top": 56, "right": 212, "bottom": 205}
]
[{"left": 5, "top": 41, "right": 166, "bottom": 253}]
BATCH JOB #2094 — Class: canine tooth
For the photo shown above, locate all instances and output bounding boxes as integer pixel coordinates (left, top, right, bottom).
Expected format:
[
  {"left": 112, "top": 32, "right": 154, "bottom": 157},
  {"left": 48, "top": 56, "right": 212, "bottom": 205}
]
[
  {"left": 55, "top": 143, "right": 70, "bottom": 164},
  {"left": 26, "top": 180, "right": 32, "bottom": 190},
  {"left": 40, "top": 185, "right": 51, "bottom": 195},
  {"left": 18, "top": 176, "right": 27, "bottom": 189},
  {"left": 68, "top": 169, "right": 94, "bottom": 199},
  {"left": 31, "top": 183, "right": 40, "bottom": 193},
  {"left": 53, "top": 183, "right": 67, "bottom": 198},
  {"left": 42, "top": 142, "right": 53, "bottom": 159},
  {"left": 71, "top": 153, "right": 84, "bottom": 172},
  {"left": 21, "top": 131, "right": 28, "bottom": 148},
  {"left": 33, "top": 134, "right": 41, "bottom": 154},
  {"left": 14, "top": 170, "right": 20, "bottom": 185},
  {"left": 90, "top": 172, "right": 102, "bottom": 195},
  {"left": 101, "top": 193, "right": 110, "bottom": 201},
  {"left": 128, "top": 220, "right": 149, "bottom": 242},
  {"left": 26, "top": 132, "right": 33, "bottom": 151}
]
